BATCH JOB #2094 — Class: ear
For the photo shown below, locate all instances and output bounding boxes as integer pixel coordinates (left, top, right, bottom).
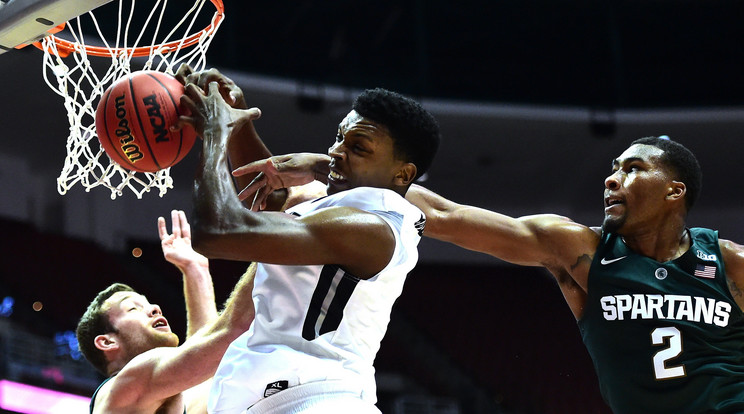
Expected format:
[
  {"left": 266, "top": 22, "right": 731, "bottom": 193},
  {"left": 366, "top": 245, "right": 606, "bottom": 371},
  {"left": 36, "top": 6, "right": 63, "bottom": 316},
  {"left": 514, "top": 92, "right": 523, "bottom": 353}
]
[
  {"left": 394, "top": 163, "right": 417, "bottom": 187},
  {"left": 94, "top": 333, "right": 119, "bottom": 353},
  {"left": 666, "top": 180, "right": 686, "bottom": 202}
]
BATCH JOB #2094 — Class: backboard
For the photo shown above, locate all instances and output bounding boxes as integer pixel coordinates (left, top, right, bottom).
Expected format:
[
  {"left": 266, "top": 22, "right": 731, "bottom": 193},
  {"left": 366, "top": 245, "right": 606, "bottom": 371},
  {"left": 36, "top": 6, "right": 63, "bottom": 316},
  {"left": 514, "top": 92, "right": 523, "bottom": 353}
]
[
  {"left": 0, "top": 0, "right": 112, "bottom": 54},
  {"left": 0, "top": 0, "right": 225, "bottom": 199}
]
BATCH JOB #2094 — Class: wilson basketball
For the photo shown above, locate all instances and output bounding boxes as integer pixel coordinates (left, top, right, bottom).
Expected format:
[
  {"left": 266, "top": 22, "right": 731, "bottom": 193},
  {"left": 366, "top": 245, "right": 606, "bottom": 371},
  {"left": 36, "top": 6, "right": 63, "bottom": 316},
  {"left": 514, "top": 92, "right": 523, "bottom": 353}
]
[{"left": 95, "top": 71, "right": 197, "bottom": 173}]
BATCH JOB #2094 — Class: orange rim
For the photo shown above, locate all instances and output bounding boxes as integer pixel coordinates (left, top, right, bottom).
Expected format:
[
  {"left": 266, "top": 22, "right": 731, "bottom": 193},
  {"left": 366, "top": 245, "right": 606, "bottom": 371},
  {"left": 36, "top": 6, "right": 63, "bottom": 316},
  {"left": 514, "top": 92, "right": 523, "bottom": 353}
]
[{"left": 35, "top": 0, "right": 224, "bottom": 58}]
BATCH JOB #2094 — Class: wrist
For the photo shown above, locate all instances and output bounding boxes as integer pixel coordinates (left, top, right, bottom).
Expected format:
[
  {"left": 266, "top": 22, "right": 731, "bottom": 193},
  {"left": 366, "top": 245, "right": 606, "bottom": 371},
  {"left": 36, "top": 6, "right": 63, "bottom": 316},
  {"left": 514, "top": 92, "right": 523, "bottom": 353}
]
[{"left": 180, "top": 259, "right": 210, "bottom": 276}]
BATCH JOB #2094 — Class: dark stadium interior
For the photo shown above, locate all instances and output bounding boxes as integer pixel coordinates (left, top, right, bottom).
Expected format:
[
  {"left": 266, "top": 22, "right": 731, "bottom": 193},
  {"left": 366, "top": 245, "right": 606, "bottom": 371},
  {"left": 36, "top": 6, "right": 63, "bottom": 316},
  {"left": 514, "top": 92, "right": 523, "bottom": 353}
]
[{"left": 1, "top": 1, "right": 744, "bottom": 413}]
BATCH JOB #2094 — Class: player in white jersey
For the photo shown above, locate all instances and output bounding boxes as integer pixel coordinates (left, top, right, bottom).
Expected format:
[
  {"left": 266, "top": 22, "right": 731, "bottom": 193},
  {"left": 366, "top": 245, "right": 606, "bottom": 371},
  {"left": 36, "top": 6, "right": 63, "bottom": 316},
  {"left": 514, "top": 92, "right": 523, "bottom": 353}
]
[
  {"left": 179, "top": 81, "right": 440, "bottom": 413},
  {"left": 213, "top": 187, "right": 424, "bottom": 411}
]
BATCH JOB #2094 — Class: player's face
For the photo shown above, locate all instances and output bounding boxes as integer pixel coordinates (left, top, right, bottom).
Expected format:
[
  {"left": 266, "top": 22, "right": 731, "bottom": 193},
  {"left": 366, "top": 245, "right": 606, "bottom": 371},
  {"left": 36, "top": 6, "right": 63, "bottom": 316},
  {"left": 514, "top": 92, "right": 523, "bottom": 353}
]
[
  {"left": 602, "top": 144, "right": 673, "bottom": 234},
  {"left": 104, "top": 291, "right": 179, "bottom": 358},
  {"left": 325, "top": 110, "right": 408, "bottom": 195}
]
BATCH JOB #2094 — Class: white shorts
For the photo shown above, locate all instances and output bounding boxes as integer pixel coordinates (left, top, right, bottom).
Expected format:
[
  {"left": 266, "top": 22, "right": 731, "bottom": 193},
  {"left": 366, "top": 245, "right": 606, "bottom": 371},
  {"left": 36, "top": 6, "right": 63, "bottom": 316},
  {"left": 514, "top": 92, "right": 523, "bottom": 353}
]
[{"left": 241, "top": 380, "right": 381, "bottom": 414}]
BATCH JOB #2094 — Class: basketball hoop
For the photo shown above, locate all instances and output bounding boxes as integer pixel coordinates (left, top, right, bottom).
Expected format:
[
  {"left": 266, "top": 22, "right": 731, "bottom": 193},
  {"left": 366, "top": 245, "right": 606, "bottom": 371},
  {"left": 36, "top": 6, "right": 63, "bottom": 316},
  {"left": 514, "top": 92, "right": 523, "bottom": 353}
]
[
  {"left": 37, "top": 0, "right": 225, "bottom": 199},
  {"left": 35, "top": 0, "right": 224, "bottom": 58}
]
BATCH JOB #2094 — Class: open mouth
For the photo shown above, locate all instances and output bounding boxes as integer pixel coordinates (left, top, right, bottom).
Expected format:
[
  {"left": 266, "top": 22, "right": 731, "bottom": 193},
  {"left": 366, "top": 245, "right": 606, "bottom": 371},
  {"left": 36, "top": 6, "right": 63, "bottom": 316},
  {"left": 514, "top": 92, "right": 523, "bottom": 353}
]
[
  {"left": 152, "top": 317, "right": 169, "bottom": 329},
  {"left": 605, "top": 198, "right": 623, "bottom": 207},
  {"left": 329, "top": 170, "right": 346, "bottom": 182},
  {"left": 604, "top": 195, "right": 625, "bottom": 213}
]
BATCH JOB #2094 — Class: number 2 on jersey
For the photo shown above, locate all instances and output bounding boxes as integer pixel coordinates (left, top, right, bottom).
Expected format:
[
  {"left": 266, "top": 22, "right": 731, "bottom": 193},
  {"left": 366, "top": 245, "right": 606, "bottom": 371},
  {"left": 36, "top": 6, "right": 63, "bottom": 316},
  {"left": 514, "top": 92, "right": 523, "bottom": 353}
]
[{"left": 651, "top": 326, "right": 686, "bottom": 380}]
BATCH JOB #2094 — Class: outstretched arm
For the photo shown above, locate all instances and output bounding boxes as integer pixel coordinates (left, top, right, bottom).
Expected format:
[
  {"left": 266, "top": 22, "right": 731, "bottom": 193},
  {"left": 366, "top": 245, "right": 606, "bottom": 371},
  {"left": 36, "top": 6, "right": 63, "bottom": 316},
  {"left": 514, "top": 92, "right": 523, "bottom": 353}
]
[
  {"left": 406, "top": 184, "right": 599, "bottom": 277},
  {"left": 406, "top": 184, "right": 599, "bottom": 319},
  {"left": 158, "top": 209, "right": 216, "bottom": 338}
]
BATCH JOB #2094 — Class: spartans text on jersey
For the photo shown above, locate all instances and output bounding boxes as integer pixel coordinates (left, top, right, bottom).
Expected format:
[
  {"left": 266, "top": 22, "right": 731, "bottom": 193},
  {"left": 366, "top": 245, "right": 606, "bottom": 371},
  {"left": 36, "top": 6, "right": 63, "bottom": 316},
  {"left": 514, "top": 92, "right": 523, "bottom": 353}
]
[{"left": 600, "top": 294, "right": 731, "bottom": 327}]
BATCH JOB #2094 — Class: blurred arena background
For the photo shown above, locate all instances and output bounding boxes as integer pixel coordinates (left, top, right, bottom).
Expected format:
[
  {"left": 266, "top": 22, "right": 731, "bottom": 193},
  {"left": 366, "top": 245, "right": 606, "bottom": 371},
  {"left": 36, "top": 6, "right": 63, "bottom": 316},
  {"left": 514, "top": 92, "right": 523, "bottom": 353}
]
[{"left": 1, "top": 1, "right": 744, "bottom": 413}]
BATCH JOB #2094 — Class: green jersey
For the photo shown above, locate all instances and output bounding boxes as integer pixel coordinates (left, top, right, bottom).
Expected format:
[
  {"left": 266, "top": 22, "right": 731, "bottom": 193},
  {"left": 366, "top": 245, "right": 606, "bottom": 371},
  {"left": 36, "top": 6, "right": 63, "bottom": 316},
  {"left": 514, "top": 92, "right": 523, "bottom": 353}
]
[{"left": 579, "top": 228, "right": 744, "bottom": 414}]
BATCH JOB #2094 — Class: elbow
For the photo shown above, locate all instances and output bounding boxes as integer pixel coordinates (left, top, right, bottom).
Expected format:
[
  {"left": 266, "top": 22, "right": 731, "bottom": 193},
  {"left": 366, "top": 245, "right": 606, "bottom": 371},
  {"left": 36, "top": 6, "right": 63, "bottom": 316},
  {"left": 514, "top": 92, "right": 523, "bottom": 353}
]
[
  {"left": 192, "top": 229, "right": 216, "bottom": 258},
  {"left": 191, "top": 214, "right": 260, "bottom": 261},
  {"left": 191, "top": 200, "right": 243, "bottom": 258},
  {"left": 191, "top": 221, "right": 230, "bottom": 259}
]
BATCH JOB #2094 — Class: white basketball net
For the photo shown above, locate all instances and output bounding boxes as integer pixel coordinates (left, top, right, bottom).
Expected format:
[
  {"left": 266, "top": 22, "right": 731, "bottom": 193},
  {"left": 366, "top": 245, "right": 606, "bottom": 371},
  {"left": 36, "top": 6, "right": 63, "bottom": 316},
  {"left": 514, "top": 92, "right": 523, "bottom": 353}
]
[{"left": 39, "top": 0, "right": 223, "bottom": 199}]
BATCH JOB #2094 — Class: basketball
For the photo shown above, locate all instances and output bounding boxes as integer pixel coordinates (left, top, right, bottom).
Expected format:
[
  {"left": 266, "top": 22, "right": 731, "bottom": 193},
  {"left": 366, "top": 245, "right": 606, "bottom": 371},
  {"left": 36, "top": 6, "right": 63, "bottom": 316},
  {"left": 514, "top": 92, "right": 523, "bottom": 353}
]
[{"left": 95, "top": 71, "right": 197, "bottom": 173}]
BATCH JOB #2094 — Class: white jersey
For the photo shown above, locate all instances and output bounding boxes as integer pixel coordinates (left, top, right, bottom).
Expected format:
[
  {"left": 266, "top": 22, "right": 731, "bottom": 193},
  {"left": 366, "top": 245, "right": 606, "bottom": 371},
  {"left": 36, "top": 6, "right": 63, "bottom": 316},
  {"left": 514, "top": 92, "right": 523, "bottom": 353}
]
[{"left": 208, "top": 187, "right": 425, "bottom": 413}]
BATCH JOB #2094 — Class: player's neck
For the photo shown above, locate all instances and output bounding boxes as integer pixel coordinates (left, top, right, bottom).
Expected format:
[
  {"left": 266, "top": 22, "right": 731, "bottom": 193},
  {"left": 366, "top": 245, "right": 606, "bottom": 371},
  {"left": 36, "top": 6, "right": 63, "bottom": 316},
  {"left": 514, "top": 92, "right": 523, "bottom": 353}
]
[{"left": 621, "top": 225, "right": 690, "bottom": 263}]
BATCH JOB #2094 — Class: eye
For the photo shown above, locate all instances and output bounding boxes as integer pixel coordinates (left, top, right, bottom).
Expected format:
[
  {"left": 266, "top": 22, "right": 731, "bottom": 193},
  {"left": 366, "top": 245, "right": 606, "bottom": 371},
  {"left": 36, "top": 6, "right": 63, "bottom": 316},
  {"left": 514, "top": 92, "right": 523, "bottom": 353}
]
[
  {"left": 335, "top": 133, "right": 343, "bottom": 142},
  {"left": 126, "top": 302, "right": 143, "bottom": 312}
]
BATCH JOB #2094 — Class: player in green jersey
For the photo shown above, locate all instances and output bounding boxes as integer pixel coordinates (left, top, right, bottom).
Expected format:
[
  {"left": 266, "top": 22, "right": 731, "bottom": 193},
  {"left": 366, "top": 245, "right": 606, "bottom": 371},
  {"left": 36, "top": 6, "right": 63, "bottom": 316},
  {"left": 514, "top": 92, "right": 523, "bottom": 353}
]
[{"left": 404, "top": 136, "right": 744, "bottom": 413}]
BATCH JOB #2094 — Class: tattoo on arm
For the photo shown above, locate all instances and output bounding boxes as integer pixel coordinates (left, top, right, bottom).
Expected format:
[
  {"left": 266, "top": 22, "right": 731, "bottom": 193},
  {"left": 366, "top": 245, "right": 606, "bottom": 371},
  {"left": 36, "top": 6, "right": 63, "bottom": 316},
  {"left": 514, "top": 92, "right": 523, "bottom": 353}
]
[
  {"left": 570, "top": 254, "right": 593, "bottom": 272},
  {"left": 728, "top": 278, "right": 743, "bottom": 299}
]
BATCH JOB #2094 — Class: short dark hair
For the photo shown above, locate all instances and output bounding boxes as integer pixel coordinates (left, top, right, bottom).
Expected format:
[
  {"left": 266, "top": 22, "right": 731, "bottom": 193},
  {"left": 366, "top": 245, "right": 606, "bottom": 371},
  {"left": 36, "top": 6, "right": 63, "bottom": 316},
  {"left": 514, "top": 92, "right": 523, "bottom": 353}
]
[
  {"left": 632, "top": 136, "right": 702, "bottom": 211},
  {"left": 352, "top": 88, "right": 440, "bottom": 181},
  {"left": 76, "top": 283, "right": 135, "bottom": 375}
]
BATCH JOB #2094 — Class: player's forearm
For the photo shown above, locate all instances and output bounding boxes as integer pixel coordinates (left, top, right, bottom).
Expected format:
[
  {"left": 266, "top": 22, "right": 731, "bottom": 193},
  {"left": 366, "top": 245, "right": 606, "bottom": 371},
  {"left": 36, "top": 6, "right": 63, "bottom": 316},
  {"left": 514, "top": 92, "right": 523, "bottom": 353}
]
[
  {"left": 219, "top": 263, "right": 257, "bottom": 328},
  {"left": 226, "top": 125, "right": 292, "bottom": 211},
  {"left": 145, "top": 265, "right": 256, "bottom": 400},
  {"left": 181, "top": 260, "right": 218, "bottom": 338},
  {"left": 198, "top": 264, "right": 256, "bottom": 344},
  {"left": 137, "top": 327, "right": 241, "bottom": 402},
  {"left": 192, "top": 118, "right": 254, "bottom": 255},
  {"left": 227, "top": 121, "right": 272, "bottom": 195},
  {"left": 407, "top": 184, "right": 549, "bottom": 265}
]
